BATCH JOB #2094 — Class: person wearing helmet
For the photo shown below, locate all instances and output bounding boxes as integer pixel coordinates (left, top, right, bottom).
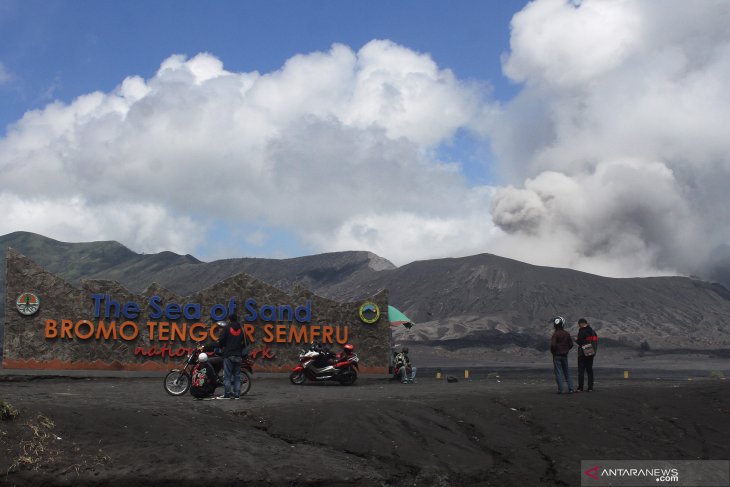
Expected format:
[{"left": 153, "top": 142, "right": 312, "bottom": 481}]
[
  {"left": 393, "top": 346, "right": 417, "bottom": 384},
  {"left": 335, "top": 343, "right": 355, "bottom": 365},
  {"left": 549, "top": 316, "right": 574, "bottom": 394},
  {"left": 190, "top": 352, "right": 218, "bottom": 400}
]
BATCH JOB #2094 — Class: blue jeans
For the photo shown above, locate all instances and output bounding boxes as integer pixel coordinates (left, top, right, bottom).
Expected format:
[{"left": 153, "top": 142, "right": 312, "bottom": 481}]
[
  {"left": 398, "top": 366, "right": 417, "bottom": 383},
  {"left": 223, "top": 356, "right": 242, "bottom": 396},
  {"left": 553, "top": 355, "right": 574, "bottom": 393}
]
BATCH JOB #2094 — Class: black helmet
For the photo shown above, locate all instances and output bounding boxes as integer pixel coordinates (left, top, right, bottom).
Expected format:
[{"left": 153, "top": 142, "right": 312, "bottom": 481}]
[{"left": 551, "top": 316, "right": 565, "bottom": 328}]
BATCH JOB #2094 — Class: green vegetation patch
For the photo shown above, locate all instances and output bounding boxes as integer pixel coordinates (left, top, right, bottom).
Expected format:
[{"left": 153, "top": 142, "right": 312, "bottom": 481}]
[{"left": 0, "top": 400, "right": 18, "bottom": 421}]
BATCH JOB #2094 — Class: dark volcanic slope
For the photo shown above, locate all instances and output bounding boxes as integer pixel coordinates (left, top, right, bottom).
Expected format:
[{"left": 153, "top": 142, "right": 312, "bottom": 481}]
[
  {"left": 326, "top": 254, "right": 730, "bottom": 349},
  {"left": 3, "top": 232, "right": 730, "bottom": 354}
]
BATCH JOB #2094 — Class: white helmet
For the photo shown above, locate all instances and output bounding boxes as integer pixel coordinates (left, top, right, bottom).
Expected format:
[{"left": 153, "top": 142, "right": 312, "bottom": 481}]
[{"left": 198, "top": 352, "right": 208, "bottom": 362}]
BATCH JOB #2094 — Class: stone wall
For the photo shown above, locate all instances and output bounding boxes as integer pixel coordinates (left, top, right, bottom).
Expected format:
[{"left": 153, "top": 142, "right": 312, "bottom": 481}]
[{"left": 3, "top": 249, "right": 391, "bottom": 373}]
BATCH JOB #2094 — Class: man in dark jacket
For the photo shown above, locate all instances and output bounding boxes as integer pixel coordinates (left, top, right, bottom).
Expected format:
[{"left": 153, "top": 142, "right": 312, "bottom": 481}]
[
  {"left": 550, "top": 316, "right": 574, "bottom": 394},
  {"left": 575, "top": 318, "right": 598, "bottom": 392},
  {"left": 217, "top": 314, "right": 246, "bottom": 399}
]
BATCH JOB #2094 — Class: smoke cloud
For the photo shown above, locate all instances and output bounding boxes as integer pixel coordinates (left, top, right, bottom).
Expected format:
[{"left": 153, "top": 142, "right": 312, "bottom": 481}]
[{"left": 488, "top": 0, "right": 730, "bottom": 278}]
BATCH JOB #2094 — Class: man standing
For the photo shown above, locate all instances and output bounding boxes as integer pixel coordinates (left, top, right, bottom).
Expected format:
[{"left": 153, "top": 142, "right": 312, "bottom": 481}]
[
  {"left": 550, "top": 316, "right": 574, "bottom": 394},
  {"left": 575, "top": 318, "right": 598, "bottom": 392},
  {"left": 217, "top": 314, "right": 246, "bottom": 399}
]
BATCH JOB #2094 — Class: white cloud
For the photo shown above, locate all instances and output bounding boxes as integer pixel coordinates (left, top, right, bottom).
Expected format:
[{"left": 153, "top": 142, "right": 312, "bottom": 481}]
[
  {"left": 504, "top": 0, "right": 642, "bottom": 89},
  {"left": 0, "top": 62, "right": 11, "bottom": 85},
  {"left": 488, "top": 0, "right": 730, "bottom": 277},
  {"left": 0, "top": 194, "right": 201, "bottom": 254},
  {"left": 307, "top": 187, "right": 496, "bottom": 265},
  {"left": 0, "top": 41, "right": 495, "bottom": 263}
]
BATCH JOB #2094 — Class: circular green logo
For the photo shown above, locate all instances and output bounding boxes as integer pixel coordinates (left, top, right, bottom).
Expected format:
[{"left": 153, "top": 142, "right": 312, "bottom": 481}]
[
  {"left": 16, "top": 292, "right": 40, "bottom": 316},
  {"left": 359, "top": 302, "right": 380, "bottom": 324}
]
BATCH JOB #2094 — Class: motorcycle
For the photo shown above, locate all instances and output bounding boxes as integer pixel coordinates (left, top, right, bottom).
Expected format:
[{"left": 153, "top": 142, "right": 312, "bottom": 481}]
[
  {"left": 289, "top": 342, "right": 359, "bottom": 386},
  {"left": 163, "top": 343, "right": 254, "bottom": 396}
]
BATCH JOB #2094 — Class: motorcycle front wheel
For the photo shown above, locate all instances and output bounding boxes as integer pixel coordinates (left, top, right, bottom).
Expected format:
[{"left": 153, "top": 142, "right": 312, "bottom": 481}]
[
  {"left": 339, "top": 369, "right": 357, "bottom": 386},
  {"left": 164, "top": 370, "right": 191, "bottom": 396},
  {"left": 289, "top": 370, "right": 306, "bottom": 385}
]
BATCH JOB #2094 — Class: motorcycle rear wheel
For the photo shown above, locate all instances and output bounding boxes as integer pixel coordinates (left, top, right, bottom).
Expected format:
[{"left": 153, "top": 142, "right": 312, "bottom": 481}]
[
  {"left": 239, "top": 370, "right": 253, "bottom": 396},
  {"left": 164, "top": 370, "right": 191, "bottom": 396},
  {"left": 289, "top": 370, "right": 306, "bottom": 385}
]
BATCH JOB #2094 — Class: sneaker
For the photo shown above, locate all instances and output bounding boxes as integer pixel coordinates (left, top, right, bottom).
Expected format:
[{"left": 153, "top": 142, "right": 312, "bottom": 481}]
[
  {"left": 234, "top": 395, "right": 240, "bottom": 400},
  {"left": 217, "top": 394, "right": 229, "bottom": 399},
  {"left": 587, "top": 388, "right": 593, "bottom": 392},
  {"left": 574, "top": 389, "right": 583, "bottom": 393}
]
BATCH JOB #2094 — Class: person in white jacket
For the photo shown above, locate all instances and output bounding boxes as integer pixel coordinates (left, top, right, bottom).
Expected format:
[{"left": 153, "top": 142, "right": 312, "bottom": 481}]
[{"left": 393, "top": 347, "right": 417, "bottom": 384}]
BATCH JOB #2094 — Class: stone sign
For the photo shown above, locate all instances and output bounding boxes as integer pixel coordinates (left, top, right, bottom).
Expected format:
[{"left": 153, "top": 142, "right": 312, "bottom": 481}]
[{"left": 3, "top": 249, "right": 391, "bottom": 373}]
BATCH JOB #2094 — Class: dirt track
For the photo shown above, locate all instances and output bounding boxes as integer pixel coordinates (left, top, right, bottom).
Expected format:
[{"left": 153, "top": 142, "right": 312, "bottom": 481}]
[{"left": 1, "top": 374, "right": 729, "bottom": 486}]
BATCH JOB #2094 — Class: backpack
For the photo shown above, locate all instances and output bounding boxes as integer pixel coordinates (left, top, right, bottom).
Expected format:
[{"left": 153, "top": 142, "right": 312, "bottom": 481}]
[
  {"left": 190, "top": 364, "right": 216, "bottom": 398},
  {"left": 191, "top": 365, "right": 208, "bottom": 388}
]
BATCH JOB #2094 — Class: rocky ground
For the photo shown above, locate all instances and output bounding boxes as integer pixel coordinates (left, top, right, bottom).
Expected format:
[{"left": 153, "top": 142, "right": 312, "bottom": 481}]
[{"left": 1, "top": 372, "right": 729, "bottom": 486}]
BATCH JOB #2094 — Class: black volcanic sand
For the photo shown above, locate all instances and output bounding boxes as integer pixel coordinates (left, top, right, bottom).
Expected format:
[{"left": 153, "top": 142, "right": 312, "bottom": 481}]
[{"left": 1, "top": 374, "right": 729, "bottom": 486}]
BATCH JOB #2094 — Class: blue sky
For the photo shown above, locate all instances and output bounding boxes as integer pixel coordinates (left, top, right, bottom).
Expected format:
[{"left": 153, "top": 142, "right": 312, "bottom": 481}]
[
  {"left": 0, "top": 1, "right": 525, "bottom": 135},
  {"left": 1, "top": 0, "right": 728, "bottom": 280}
]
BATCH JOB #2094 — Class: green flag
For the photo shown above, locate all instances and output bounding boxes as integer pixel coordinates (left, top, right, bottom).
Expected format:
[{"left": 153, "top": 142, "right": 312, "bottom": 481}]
[{"left": 388, "top": 305, "right": 413, "bottom": 329}]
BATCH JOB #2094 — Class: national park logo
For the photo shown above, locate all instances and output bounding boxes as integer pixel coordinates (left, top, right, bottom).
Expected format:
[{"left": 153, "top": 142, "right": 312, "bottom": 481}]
[
  {"left": 358, "top": 302, "right": 380, "bottom": 324},
  {"left": 16, "top": 292, "right": 40, "bottom": 316}
]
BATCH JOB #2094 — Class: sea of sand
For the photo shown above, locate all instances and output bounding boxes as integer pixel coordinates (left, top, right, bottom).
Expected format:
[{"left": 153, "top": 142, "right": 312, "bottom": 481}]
[{"left": 1, "top": 365, "right": 728, "bottom": 486}]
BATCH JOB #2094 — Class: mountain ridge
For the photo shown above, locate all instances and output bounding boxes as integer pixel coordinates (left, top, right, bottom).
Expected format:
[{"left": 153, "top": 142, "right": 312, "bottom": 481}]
[{"left": 2, "top": 231, "right": 730, "bottom": 359}]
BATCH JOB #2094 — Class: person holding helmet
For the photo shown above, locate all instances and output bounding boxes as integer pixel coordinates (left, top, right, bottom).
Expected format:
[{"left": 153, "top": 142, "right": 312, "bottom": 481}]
[
  {"left": 393, "top": 346, "right": 417, "bottom": 384},
  {"left": 575, "top": 318, "right": 598, "bottom": 392},
  {"left": 190, "top": 352, "right": 218, "bottom": 400},
  {"left": 549, "top": 316, "right": 574, "bottom": 394}
]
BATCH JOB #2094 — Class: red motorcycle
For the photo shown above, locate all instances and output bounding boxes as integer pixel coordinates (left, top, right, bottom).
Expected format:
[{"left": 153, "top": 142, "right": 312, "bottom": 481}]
[
  {"left": 289, "top": 343, "right": 359, "bottom": 386},
  {"left": 164, "top": 343, "right": 254, "bottom": 396}
]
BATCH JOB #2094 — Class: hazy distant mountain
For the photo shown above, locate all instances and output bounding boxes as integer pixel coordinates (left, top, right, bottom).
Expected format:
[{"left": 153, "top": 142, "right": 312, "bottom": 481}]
[
  {"left": 2, "top": 231, "right": 730, "bottom": 357},
  {"left": 0, "top": 231, "right": 394, "bottom": 331}
]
